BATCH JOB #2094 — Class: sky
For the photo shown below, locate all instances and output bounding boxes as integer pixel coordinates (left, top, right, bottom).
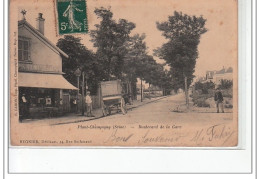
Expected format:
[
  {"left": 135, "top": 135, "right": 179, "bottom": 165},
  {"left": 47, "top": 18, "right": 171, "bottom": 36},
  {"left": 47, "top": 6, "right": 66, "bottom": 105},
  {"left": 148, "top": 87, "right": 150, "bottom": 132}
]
[{"left": 15, "top": 0, "right": 237, "bottom": 78}]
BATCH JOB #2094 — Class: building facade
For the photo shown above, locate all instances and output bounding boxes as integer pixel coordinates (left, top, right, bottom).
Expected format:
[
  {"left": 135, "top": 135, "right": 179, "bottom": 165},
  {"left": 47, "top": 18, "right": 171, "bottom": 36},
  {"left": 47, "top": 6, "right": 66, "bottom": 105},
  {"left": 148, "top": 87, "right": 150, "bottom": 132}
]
[
  {"left": 18, "top": 13, "right": 77, "bottom": 120},
  {"left": 204, "top": 67, "right": 233, "bottom": 85}
]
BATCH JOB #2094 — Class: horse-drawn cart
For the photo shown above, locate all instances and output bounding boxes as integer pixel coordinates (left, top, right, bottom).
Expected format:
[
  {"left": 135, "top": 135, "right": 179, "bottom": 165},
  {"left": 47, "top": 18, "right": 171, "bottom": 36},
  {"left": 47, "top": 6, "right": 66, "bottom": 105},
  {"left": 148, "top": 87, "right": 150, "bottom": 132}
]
[{"left": 101, "top": 80, "right": 127, "bottom": 116}]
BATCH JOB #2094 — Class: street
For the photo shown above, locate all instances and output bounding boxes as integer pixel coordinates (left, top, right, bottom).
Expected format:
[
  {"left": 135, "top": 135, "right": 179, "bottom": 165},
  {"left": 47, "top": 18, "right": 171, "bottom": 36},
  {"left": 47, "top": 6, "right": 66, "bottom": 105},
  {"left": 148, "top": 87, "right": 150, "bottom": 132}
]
[
  {"left": 13, "top": 93, "right": 237, "bottom": 147},
  {"left": 96, "top": 93, "right": 233, "bottom": 127}
]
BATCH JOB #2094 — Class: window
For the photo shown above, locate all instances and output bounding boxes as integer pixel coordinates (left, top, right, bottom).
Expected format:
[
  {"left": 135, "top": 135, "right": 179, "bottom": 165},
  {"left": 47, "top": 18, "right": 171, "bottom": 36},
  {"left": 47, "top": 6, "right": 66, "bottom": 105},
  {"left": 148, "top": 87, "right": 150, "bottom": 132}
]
[{"left": 18, "top": 37, "right": 31, "bottom": 61}]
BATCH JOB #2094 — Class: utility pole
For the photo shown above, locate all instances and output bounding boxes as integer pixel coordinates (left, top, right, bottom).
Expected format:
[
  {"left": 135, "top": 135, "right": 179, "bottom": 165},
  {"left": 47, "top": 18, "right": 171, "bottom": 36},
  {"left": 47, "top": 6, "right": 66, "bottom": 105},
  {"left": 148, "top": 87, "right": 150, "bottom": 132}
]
[
  {"left": 74, "top": 68, "right": 81, "bottom": 113},
  {"left": 184, "top": 75, "right": 189, "bottom": 109},
  {"left": 148, "top": 83, "right": 151, "bottom": 99},
  {"left": 82, "top": 71, "right": 85, "bottom": 116}
]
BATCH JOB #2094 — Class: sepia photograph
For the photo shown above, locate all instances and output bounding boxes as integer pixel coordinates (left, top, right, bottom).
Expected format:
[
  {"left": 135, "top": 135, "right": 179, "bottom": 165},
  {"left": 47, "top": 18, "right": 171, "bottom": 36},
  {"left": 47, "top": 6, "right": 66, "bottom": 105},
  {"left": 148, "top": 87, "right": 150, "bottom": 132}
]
[{"left": 10, "top": 0, "right": 238, "bottom": 147}]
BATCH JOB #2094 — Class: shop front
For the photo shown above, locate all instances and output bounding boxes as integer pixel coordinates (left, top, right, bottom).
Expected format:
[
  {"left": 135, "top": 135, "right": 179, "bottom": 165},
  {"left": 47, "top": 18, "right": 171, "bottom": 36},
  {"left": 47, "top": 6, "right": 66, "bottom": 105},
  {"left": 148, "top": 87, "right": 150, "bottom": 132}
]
[{"left": 18, "top": 72, "right": 78, "bottom": 120}]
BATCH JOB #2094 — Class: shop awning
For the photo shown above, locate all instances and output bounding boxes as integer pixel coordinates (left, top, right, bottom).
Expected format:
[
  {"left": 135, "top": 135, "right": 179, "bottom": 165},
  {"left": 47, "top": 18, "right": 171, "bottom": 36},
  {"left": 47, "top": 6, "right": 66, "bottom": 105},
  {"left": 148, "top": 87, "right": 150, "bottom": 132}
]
[{"left": 18, "top": 72, "right": 78, "bottom": 90}]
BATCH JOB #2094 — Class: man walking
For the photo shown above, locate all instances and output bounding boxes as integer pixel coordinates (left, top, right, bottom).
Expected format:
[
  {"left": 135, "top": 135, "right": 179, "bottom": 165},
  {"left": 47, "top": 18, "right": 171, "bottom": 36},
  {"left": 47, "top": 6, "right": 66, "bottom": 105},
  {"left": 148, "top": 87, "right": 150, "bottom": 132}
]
[
  {"left": 85, "top": 91, "right": 95, "bottom": 117},
  {"left": 214, "top": 88, "right": 224, "bottom": 113}
]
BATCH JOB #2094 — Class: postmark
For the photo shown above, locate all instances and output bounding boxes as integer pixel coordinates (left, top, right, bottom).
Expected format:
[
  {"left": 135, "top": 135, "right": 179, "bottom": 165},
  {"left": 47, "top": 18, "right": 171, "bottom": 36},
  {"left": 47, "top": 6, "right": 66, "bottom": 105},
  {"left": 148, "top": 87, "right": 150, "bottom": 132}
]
[{"left": 56, "top": 0, "right": 88, "bottom": 34}]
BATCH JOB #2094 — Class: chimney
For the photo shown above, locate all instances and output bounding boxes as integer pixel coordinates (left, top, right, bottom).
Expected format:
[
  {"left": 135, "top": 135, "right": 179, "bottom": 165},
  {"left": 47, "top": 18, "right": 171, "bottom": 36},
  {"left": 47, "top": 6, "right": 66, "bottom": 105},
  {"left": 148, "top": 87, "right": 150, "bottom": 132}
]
[{"left": 36, "top": 13, "right": 45, "bottom": 35}]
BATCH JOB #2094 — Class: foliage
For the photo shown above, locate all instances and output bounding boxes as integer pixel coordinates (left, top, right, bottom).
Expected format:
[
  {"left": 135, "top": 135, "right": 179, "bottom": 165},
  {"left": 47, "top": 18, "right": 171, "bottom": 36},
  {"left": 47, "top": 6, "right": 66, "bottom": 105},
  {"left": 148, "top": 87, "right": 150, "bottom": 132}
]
[
  {"left": 56, "top": 35, "right": 100, "bottom": 94},
  {"left": 90, "top": 7, "right": 136, "bottom": 80},
  {"left": 193, "top": 98, "right": 210, "bottom": 107},
  {"left": 194, "top": 81, "right": 215, "bottom": 94},
  {"left": 123, "top": 34, "right": 148, "bottom": 81},
  {"left": 191, "top": 88, "right": 233, "bottom": 108},
  {"left": 155, "top": 11, "right": 207, "bottom": 91},
  {"left": 123, "top": 34, "right": 172, "bottom": 94},
  {"left": 218, "top": 79, "right": 233, "bottom": 89},
  {"left": 58, "top": 8, "right": 176, "bottom": 97}
]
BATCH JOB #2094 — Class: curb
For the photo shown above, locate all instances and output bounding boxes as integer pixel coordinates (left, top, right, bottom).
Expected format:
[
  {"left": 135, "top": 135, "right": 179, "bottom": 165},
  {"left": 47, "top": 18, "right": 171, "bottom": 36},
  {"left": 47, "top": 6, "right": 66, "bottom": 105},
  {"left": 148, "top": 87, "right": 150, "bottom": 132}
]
[
  {"left": 51, "top": 96, "right": 169, "bottom": 126},
  {"left": 127, "top": 96, "right": 168, "bottom": 111}
]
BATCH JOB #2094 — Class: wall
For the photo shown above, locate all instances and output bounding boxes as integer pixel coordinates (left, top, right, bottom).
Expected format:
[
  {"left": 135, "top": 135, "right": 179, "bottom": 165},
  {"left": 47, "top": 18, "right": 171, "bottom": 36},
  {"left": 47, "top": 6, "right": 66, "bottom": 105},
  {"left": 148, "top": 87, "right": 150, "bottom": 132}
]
[{"left": 18, "top": 26, "right": 62, "bottom": 73}]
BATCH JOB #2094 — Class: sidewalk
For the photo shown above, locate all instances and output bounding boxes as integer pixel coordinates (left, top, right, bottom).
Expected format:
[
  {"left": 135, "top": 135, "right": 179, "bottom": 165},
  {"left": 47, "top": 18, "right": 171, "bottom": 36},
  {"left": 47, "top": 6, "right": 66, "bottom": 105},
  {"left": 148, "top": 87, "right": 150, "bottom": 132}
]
[{"left": 21, "top": 95, "right": 168, "bottom": 126}]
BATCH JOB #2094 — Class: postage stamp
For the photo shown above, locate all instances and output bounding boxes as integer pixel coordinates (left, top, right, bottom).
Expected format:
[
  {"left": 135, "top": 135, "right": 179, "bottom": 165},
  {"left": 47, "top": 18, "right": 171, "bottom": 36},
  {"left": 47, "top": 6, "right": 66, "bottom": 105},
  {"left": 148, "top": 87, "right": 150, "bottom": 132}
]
[{"left": 56, "top": 0, "right": 88, "bottom": 34}]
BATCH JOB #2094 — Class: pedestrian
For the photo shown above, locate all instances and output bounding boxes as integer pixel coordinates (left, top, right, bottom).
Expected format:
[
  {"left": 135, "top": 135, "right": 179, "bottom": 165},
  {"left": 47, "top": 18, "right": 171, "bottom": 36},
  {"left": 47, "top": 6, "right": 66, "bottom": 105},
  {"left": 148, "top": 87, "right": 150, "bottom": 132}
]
[
  {"left": 70, "top": 97, "right": 77, "bottom": 113},
  {"left": 85, "top": 91, "right": 95, "bottom": 117},
  {"left": 19, "top": 93, "right": 29, "bottom": 121},
  {"left": 214, "top": 88, "right": 224, "bottom": 113},
  {"left": 73, "top": 98, "right": 77, "bottom": 113}
]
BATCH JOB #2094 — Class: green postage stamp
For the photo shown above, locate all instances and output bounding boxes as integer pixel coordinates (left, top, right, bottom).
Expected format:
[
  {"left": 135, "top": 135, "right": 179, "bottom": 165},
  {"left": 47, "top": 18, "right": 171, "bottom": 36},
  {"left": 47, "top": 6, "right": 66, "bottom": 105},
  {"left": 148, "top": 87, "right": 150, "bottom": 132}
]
[{"left": 56, "top": 0, "right": 88, "bottom": 34}]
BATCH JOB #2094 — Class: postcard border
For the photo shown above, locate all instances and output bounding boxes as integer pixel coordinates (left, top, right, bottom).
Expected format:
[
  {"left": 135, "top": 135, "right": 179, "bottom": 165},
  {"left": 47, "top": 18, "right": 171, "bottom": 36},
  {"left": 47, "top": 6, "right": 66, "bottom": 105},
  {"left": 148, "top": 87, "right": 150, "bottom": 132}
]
[{"left": 3, "top": 0, "right": 257, "bottom": 176}]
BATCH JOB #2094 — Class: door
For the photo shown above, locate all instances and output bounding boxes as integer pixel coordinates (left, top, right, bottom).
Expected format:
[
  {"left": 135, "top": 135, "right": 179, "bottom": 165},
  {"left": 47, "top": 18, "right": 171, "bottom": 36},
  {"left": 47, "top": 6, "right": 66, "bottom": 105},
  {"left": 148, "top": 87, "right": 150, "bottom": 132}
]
[{"left": 62, "top": 94, "right": 70, "bottom": 113}]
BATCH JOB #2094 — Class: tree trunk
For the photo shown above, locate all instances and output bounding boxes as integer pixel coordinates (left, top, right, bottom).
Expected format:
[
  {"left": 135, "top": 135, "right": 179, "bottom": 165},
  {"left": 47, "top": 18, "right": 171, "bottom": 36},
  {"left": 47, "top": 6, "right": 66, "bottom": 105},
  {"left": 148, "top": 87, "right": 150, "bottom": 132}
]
[
  {"left": 82, "top": 72, "right": 85, "bottom": 116},
  {"left": 184, "top": 75, "right": 189, "bottom": 108},
  {"left": 148, "top": 83, "right": 151, "bottom": 99},
  {"left": 141, "top": 78, "right": 143, "bottom": 102},
  {"left": 77, "top": 76, "right": 79, "bottom": 113},
  {"left": 107, "top": 58, "right": 112, "bottom": 81},
  {"left": 107, "top": 66, "right": 111, "bottom": 81}
]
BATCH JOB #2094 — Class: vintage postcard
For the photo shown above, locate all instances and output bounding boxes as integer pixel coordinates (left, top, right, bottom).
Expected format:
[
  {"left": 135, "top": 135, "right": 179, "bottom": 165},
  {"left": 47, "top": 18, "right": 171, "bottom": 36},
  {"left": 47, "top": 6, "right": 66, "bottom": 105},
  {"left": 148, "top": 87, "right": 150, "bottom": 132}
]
[{"left": 9, "top": 0, "right": 238, "bottom": 147}]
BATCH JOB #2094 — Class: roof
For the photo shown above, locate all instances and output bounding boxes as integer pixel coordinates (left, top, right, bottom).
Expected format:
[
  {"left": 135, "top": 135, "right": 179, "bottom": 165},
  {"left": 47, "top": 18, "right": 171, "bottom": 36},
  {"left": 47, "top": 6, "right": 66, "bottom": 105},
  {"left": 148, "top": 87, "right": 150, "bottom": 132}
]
[
  {"left": 226, "top": 67, "right": 233, "bottom": 73},
  {"left": 18, "top": 20, "right": 69, "bottom": 58},
  {"left": 216, "top": 68, "right": 226, "bottom": 74}
]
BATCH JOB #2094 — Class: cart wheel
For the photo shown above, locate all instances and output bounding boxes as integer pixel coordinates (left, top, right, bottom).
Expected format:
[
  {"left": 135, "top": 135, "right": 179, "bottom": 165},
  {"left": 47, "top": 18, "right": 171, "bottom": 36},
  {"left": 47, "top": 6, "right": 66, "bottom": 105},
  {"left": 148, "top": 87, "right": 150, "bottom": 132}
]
[
  {"left": 102, "top": 102, "right": 108, "bottom": 117},
  {"left": 102, "top": 107, "right": 107, "bottom": 117},
  {"left": 120, "top": 98, "right": 127, "bottom": 115},
  {"left": 108, "top": 107, "right": 112, "bottom": 115}
]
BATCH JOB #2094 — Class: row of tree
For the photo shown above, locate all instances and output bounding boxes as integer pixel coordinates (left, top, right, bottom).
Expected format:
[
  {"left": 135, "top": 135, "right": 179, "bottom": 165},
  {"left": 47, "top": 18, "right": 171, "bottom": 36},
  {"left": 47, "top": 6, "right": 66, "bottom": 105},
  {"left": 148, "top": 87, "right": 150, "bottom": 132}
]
[
  {"left": 57, "top": 7, "right": 172, "bottom": 96},
  {"left": 56, "top": 7, "right": 207, "bottom": 104}
]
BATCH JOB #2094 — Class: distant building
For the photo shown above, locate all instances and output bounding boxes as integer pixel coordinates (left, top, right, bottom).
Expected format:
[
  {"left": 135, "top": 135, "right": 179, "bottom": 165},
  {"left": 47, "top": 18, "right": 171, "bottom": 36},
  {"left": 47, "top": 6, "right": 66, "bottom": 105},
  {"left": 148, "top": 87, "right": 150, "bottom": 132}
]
[
  {"left": 214, "top": 67, "right": 233, "bottom": 85},
  {"left": 205, "top": 71, "right": 215, "bottom": 81},
  {"left": 203, "top": 67, "right": 233, "bottom": 85}
]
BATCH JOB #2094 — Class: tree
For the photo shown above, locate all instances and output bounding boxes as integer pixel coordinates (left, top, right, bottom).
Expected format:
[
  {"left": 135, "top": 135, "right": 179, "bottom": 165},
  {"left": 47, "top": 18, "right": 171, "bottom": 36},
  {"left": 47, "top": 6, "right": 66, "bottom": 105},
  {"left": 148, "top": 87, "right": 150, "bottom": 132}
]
[
  {"left": 123, "top": 34, "right": 148, "bottom": 81},
  {"left": 56, "top": 35, "right": 100, "bottom": 94},
  {"left": 142, "top": 57, "right": 163, "bottom": 86},
  {"left": 123, "top": 33, "right": 171, "bottom": 99},
  {"left": 155, "top": 11, "right": 207, "bottom": 107},
  {"left": 156, "top": 69, "right": 174, "bottom": 95},
  {"left": 194, "top": 81, "right": 215, "bottom": 94},
  {"left": 90, "top": 7, "right": 136, "bottom": 80},
  {"left": 218, "top": 79, "right": 233, "bottom": 89},
  {"left": 124, "top": 34, "right": 174, "bottom": 95}
]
